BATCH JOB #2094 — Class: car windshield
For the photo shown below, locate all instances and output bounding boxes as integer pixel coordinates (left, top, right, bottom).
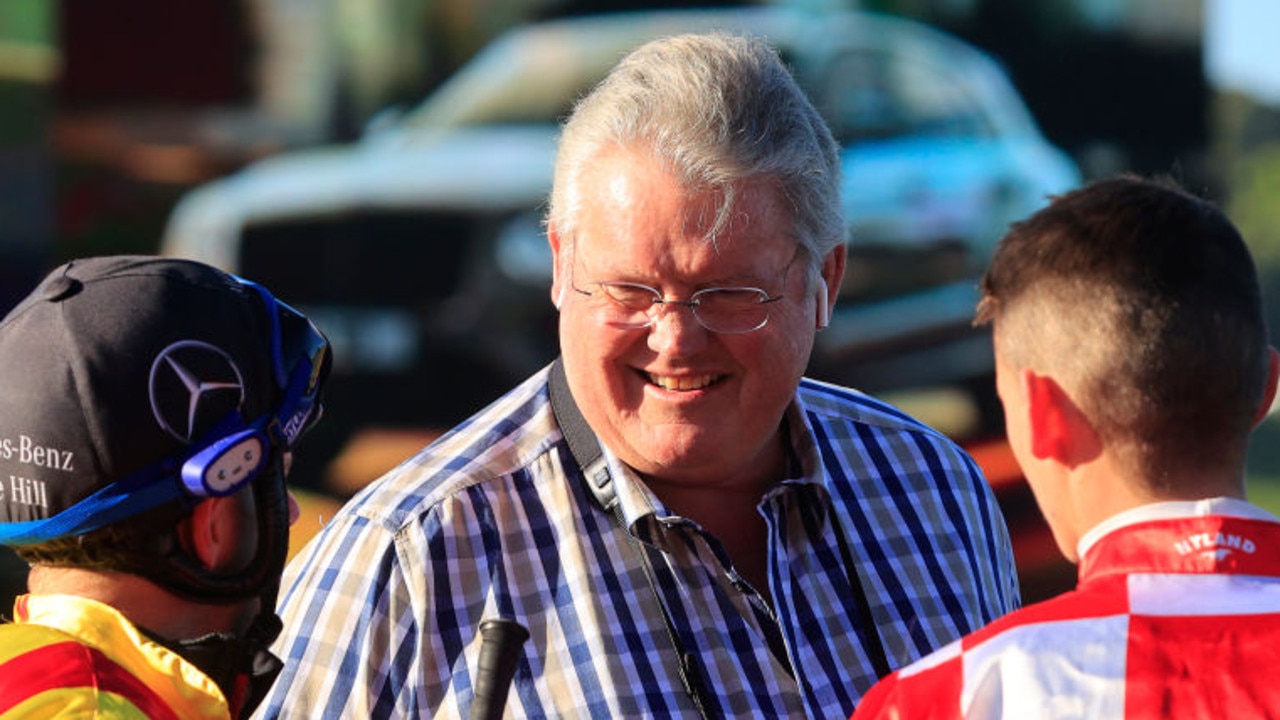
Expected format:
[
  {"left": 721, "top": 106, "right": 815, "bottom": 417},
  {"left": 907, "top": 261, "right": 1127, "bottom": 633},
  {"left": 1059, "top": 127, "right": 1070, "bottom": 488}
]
[
  {"left": 397, "top": 10, "right": 1015, "bottom": 142},
  {"left": 817, "top": 49, "right": 998, "bottom": 143},
  {"left": 399, "top": 24, "right": 672, "bottom": 129}
]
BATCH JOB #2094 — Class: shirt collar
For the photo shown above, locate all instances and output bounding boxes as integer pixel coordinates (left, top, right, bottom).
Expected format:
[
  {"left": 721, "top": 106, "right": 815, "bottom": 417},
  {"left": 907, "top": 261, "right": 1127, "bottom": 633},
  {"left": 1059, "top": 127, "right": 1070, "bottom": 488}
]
[{"left": 1078, "top": 496, "right": 1280, "bottom": 557}]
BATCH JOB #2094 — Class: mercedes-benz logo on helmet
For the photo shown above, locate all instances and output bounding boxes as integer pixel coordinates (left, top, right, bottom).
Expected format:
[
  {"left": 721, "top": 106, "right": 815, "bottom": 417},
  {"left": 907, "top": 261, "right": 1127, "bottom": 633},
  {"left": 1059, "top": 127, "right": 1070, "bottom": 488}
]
[{"left": 149, "top": 340, "right": 247, "bottom": 443}]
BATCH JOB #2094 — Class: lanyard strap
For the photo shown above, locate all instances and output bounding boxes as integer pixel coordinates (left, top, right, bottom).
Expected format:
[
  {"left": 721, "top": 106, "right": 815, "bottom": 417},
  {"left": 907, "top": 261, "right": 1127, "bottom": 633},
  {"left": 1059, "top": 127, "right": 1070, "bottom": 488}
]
[{"left": 547, "top": 358, "right": 716, "bottom": 719}]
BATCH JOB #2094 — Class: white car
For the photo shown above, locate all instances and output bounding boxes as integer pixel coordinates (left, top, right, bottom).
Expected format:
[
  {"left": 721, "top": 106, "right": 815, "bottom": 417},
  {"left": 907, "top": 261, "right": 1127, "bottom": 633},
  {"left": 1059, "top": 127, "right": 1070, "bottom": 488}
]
[{"left": 162, "top": 6, "right": 1079, "bottom": 487}]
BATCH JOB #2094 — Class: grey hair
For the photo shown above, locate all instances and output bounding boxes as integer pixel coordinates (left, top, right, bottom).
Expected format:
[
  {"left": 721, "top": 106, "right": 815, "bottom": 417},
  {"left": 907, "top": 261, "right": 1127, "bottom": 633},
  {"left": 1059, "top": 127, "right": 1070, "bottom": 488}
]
[{"left": 547, "top": 31, "right": 845, "bottom": 275}]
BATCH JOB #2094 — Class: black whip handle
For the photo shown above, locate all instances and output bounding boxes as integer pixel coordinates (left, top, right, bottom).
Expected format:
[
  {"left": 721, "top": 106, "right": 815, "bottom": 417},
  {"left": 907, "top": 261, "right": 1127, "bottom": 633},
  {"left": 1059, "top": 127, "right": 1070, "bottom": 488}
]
[{"left": 469, "top": 617, "right": 530, "bottom": 720}]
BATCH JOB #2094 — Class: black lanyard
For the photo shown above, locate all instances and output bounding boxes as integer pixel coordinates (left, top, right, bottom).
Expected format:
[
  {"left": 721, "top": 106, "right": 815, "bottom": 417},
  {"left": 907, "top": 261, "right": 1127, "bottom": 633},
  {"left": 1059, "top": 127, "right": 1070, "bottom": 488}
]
[{"left": 547, "top": 358, "right": 717, "bottom": 719}]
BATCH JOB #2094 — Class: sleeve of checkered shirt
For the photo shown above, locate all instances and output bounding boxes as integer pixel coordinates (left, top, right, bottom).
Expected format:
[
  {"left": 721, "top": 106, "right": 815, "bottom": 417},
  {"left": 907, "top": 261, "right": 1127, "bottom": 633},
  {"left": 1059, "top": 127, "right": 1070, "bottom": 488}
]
[{"left": 850, "top": 639, "right": 965, "bottom": 720}]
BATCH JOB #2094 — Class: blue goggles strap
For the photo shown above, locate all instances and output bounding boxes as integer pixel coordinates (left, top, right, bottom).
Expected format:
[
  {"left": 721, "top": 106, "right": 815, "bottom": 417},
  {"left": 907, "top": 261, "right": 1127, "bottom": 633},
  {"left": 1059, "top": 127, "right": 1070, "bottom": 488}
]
[
  {"left": 235, "top": 277, "right": 290, "bottom": 388},
  {"left": 275, "top": 352, "right": 320, "bottom": 447},
  {"left": 234, "top": 276, "right": 327, "bottom": 447},
  {"left": 0, "top": 410, "right": 258, "bottom": 545},
  {"left": 0, "top": 460, "right": 182, "bottom": 545}
]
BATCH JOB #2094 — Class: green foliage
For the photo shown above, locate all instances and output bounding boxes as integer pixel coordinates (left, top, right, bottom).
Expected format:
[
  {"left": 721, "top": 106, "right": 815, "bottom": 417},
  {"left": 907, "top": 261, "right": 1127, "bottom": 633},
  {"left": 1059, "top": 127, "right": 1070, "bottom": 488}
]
[
  {"left": 0, "top": 0, "right": 52, "bottom": 44},
  {"left": 1248, "top": 414, "right": 1280, "bottom": 515},
  {"left": 1226, "top": 141, "right": 1280, "bottom": 352},
  {"left": 1230, "top": 143, "right": 1280, "bottom": 271}
]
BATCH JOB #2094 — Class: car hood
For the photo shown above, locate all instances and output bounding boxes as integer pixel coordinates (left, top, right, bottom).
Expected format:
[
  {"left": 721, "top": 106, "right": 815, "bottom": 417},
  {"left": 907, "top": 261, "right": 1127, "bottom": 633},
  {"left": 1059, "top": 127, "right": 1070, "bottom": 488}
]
[
  {"left": 162, "top": 125, "right": 560, "bottom": 269},
  {"left": 840, "top": 134, "right": 1079, "bottom": 249}
]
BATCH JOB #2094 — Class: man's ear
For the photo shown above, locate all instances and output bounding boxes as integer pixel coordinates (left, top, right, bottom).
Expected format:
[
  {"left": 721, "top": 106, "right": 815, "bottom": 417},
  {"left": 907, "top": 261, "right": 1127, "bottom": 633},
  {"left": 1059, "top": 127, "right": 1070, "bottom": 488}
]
[
  {"left": 184, "top": 499, "right": 222, "bottom": 571},
  {"left": 812, "top": 245, "right": 845, "bottom": 329},
  {"left": 184, "top": 496, "right": 249, "bottom": 572},
  {"left": 548, "top": 221, "right": 567, "bottom": 310},
  {"left": 1253, "top": 346, "right": 1280, "bottom": 429},
  {"left": 1025, "top": 370, "right": 1098, "bottom": 467}
]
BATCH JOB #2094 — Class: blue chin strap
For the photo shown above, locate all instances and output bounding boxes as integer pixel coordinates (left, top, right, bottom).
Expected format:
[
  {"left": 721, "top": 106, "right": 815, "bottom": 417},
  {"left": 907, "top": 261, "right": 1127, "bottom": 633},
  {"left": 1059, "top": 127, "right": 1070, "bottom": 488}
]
[{"left": 0, "top": 277, "right": 330, "bottom": 548}]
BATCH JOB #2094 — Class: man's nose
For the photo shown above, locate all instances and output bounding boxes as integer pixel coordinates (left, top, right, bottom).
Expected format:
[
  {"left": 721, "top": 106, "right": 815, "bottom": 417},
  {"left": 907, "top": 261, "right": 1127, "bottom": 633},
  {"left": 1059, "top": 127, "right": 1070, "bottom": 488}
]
[{"left": 646, "top": 301, "right": 710, "bottom": 354}]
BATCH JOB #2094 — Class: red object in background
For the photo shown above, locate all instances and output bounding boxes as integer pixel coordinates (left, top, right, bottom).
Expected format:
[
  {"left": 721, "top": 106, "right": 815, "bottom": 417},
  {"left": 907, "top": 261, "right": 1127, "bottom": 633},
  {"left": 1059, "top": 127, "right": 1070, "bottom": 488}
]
[
  {"left": 49, "top": 2, "right": 265, "bottom": 261},
  {"left": 57, "top": 1, "right": 252, "bottom": 107}
]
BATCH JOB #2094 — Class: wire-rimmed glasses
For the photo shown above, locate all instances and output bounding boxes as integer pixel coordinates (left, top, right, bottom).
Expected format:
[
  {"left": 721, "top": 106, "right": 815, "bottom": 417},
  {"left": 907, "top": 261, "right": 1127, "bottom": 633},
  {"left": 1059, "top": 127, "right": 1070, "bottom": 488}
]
[{"left": 570, "top": 250, "right": 800, "bottom": 334}]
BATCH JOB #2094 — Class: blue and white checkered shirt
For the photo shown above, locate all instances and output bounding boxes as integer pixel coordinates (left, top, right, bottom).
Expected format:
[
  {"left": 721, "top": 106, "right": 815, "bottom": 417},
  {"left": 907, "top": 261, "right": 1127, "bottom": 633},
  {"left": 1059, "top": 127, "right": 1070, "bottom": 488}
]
[{"left": 256, "top": 366, "right": 1019, "bottom": 719}]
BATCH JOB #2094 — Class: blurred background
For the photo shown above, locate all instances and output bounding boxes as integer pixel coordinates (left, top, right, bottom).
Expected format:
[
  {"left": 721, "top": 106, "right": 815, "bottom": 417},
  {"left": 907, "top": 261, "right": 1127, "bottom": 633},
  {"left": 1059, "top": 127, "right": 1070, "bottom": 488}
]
[{"left": 2, "top": 0, "right": 1279, "bottom": 608}]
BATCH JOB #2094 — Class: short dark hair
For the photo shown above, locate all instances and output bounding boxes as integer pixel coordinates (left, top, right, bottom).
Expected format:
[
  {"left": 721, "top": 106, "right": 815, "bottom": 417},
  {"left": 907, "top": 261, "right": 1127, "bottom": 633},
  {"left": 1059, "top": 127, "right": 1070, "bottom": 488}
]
[
  {"left": 14, "top": 523, "right": 166, "bottom": 570},
  {"left": 976, "top": 174, "right": 1269, "bottom": 488},
  {"left": 11, "top": 502, "right": 185, "bottom": 570}
]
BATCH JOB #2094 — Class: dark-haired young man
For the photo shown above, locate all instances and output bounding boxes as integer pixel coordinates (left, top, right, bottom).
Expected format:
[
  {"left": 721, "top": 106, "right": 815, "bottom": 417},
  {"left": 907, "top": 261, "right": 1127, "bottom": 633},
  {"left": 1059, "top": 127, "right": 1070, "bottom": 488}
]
[{"left": 853, "top": 175, "right": 1280, "bottom": 718}]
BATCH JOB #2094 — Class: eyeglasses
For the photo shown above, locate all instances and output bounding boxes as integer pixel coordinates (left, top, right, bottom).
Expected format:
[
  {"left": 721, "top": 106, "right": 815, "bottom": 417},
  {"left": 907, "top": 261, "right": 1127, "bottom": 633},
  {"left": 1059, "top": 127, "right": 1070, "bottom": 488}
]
[{"left": 570, "top": 250, "right": 799, "bottom": 334}]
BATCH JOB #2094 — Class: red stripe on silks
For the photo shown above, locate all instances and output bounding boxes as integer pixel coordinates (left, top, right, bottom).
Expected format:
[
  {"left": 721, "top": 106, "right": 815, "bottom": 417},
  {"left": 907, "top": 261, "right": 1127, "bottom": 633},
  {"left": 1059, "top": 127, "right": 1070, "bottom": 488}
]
[{"left": 0, "top": 640, "right": 182, "bottom": 719}]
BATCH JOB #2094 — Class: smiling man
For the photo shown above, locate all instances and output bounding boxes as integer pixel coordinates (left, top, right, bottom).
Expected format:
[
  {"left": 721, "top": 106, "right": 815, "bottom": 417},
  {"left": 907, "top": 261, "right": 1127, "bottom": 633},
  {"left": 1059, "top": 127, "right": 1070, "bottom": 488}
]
[{"left": 259, "top": 32, "right": 1018, "bottom": 720}]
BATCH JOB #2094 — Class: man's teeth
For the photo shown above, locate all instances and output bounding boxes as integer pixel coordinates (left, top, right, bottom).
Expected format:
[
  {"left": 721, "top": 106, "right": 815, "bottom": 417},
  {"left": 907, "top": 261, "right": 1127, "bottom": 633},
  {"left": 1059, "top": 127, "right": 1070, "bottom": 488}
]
[{"left": 648, "top": 374, "right": 717, "bottom": 391}]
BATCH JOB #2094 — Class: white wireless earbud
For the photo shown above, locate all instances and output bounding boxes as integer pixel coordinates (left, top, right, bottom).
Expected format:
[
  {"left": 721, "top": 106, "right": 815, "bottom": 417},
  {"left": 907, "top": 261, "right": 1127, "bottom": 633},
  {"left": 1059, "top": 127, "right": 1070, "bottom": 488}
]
[
  {"left": 555, "top": 285, "right": 567, "bottom": 310},
  {"left": 815, "top": 279, "right": 830, "bottom": 329}
]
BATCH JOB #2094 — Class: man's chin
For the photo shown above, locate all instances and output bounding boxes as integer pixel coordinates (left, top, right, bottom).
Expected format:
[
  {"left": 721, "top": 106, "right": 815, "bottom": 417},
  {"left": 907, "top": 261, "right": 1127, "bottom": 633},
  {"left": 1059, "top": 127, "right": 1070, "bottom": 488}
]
[{"left": 626, "top": 429, "right": 727, "bottom": 476}]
